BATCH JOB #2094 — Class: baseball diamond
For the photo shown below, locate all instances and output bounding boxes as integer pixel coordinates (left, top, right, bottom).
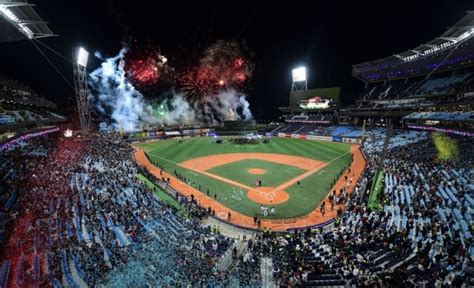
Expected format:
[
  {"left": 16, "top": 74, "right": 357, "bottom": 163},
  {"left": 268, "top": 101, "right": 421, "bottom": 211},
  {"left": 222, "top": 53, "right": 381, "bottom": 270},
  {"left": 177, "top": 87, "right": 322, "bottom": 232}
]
[{"left": 134, "top": 136, "right": 366, "bottom": 230}]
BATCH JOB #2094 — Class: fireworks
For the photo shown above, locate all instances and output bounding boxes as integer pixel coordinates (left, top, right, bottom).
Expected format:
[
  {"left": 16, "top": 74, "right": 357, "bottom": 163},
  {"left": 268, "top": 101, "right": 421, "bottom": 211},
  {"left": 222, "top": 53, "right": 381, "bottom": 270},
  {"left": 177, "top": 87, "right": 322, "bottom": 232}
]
[
  {"left": 179, "top": 40, "right": 254, "bottom": 101},
  {"left": 126, "top": 57, "right": 160, "bottom": 85},
  {"left": 123, "top": 43, "right": 170, "bottom": 88},
  {"left": 121, "top": 40, "right": 253, "bottom": 99},
  {"left": 179, "top": 67, "right": 221, "bottom": 99},
  {"left": 90, "top": 42, "right": 254, "bottom": 129}
]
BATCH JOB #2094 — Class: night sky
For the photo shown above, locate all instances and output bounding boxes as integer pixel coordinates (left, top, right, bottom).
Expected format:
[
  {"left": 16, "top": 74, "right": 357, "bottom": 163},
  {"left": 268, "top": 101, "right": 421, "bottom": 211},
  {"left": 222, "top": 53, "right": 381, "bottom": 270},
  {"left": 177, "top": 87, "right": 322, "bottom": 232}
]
[{"left": 0, "top": 0, "right": 472, "bottom": 120}]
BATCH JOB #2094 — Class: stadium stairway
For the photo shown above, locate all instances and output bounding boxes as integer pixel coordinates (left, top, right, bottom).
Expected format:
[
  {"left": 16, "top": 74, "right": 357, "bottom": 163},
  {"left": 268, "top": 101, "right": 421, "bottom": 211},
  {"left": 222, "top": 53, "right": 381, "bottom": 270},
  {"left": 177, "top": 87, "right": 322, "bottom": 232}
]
[
  {"left": 80, "top": 217, "right": 91, "bottom": 244},
  {"left": 216, "top": 241, "right": 242, "bottom": 271},
  {"left": 217, "top": 241, "right": 242, "bottom": 272},
  {"left": 294, "top": 124, "right": 307, "bottom": 134},
  {"left": 270, "top": 125, "right": 285, "bottom": 134},
  {"left": 68, "top": 258, "right": 88, "bottom": 288},
  {"left": 260, "top": 257, "right": 276, "bottom": 288}
]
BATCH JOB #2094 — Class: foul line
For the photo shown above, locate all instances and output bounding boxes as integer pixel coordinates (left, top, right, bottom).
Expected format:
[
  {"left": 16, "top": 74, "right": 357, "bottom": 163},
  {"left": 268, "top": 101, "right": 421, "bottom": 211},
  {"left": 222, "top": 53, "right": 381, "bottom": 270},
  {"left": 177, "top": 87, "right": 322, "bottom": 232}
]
[
  {"left": 147, "top": 153, "right": 263, "bottom": 193},
  {"left": 268, "top": 149, "right": 352, "bottom": 194}
]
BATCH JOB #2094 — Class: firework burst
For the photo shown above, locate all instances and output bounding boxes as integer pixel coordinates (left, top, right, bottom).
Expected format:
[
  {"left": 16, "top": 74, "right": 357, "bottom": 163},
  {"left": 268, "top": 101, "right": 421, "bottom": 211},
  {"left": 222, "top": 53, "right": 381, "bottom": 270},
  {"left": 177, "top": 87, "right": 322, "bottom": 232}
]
[
  {"left": 180, "top": 67, "right": 220, "bottom": 99},
  {"left": 179, "top": 40, "right": 254, "bottom": 101},
  {"left": 123, "top": 43, "right": 170, "bottom": 88},
  {"left": 126, "top": 57, "right": 160, "bottom": 85}
]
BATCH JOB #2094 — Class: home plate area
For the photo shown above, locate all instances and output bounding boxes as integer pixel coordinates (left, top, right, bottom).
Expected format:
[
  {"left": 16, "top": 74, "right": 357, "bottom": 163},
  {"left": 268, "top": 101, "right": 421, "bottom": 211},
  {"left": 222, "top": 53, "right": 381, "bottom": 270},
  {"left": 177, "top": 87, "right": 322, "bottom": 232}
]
[{"left": 247, "top": 186, "right": 289, "bottom": 205}]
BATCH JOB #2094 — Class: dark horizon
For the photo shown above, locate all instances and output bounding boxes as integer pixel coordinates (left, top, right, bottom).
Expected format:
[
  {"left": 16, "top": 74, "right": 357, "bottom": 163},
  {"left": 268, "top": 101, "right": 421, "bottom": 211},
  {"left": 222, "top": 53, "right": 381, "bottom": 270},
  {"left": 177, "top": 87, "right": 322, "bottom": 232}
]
[{"left": 0, "top": 0, "right": 472, "bottom": 120}]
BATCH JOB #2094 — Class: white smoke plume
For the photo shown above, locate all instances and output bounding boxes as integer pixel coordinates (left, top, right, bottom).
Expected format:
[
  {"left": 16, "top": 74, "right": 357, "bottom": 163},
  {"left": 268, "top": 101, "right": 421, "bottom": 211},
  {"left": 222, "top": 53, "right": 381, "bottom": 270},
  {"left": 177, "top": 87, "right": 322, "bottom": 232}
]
[
  {"left": 203, "top": 90, "right": 253, "bottom": 122},
  {"left": 89, "top": 48, "right": 252, "bottom": 131},
  {"left": 89, "top": 48, "right": 157, "bottom": 131},
  {"left": 159, "top": 94, "right": 197, "bottom": 126}
]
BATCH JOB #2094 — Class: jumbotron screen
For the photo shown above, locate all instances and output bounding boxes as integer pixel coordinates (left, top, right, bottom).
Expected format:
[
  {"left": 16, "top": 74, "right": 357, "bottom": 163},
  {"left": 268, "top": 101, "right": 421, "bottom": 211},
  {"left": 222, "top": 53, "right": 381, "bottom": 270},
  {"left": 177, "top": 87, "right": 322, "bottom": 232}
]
[{"left": 289, "top": 87, "right": 340, "bottom": 110}]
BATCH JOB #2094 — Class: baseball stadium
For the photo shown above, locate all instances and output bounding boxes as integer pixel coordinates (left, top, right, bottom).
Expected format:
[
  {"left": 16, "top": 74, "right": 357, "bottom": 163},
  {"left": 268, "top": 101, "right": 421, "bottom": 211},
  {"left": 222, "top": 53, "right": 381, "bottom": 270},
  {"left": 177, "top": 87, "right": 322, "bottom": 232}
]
[{"left": 1, "top": 1, "right": 474, "bottom": 287}]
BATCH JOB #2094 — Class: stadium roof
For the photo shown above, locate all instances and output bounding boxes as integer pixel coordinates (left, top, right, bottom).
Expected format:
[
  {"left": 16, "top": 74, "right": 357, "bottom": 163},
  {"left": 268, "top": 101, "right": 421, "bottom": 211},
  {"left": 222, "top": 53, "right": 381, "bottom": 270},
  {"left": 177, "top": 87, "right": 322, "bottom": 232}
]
[
  {"left": 353, "top": 11, "right": 474, "bottom": 76},
  {"left": 0, "top": 0, "right": 55, "bottom": 43}
]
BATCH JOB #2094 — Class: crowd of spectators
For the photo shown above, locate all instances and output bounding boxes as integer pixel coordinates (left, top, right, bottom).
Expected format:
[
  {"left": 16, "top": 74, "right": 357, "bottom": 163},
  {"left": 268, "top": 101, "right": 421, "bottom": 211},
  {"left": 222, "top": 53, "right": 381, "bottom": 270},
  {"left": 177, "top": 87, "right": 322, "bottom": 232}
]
[
  {"left": 285, "top": 114, "right": 333, "bottom": 124},
  {"left": 347, "top": 64, "right": 474, "bottom": 112},
  {"left": 0, "top": 133, "right": 237, "bottom": 287},
  {"left": 404, "top": 111, "right": 474, "bottom": 122},
  {"left": 1, "top": 133, "right": 87, "bottom": 287},
  {"left": 1, "top": 127, "right": 473, "bottom": 287},
  {"left": 0, "top": 77, "right": 63, "bottom": 126},
  {"left": 357, "top": 70, "right": 474, "bottom": 102},
  {"left": 237, "top": 131, "right": 474, "bottom": 286},
  {"left": 0, "top": 102, "right": 64, "bottom": 125},
  {"left": 273, "top": 123, "right": 363, "bottom": 138}
]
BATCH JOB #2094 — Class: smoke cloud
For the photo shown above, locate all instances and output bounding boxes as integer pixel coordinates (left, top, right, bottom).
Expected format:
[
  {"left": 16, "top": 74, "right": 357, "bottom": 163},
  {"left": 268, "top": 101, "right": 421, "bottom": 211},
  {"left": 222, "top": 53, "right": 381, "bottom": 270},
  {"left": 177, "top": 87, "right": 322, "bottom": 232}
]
[
  {"left": 89, "top": 48, "right": 252, "bottom": 131},
  {"left": 89, "top": 48, "right": 157, "bottom": 131}
]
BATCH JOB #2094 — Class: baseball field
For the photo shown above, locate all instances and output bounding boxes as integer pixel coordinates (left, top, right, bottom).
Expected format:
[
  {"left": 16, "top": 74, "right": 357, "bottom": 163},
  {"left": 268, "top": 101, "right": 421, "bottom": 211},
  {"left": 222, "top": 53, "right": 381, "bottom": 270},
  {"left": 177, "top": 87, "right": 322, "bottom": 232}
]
[{"left": 135, "top": 137, "right": 355, "bottom": 222}]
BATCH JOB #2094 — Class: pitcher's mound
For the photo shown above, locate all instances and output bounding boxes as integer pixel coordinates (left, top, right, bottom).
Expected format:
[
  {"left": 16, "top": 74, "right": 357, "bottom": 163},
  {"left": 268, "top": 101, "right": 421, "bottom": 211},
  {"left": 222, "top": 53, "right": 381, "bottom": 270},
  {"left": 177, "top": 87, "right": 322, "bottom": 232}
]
[
  {"left": 247, "top": 187, "right": 289, "bottom": 205},
  {"left": 248, "top": 168, "right": 266, "bottom": 175}
]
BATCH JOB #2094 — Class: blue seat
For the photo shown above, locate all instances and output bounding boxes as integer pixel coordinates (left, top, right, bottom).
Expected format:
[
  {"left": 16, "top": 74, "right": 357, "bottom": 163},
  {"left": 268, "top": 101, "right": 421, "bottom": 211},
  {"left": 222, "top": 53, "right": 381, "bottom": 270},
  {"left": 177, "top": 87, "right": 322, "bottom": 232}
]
[{"left": 0, "top": 260, "right": 11, "bottom": 288}]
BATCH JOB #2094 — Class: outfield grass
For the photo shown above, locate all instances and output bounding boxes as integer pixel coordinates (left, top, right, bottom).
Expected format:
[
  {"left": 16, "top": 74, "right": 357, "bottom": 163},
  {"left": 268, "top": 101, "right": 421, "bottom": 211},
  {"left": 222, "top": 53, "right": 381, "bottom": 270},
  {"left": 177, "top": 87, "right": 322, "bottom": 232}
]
[
  {"left": 208, "top": 159, "right": 306, "bottom": 188},
  {"left": 135, "top": 137, "right": 352, "bottom": 219}
]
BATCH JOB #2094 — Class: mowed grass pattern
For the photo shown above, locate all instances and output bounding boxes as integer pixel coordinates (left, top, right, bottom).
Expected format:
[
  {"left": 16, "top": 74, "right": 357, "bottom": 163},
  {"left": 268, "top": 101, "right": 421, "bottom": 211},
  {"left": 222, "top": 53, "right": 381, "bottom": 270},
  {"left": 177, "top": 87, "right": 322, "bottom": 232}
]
[
  {"left": 136, "top": 137, "right": 352, "bottom": 219},
  {"left": 208, "top": 159, "right": 306, "bottom": 188}
]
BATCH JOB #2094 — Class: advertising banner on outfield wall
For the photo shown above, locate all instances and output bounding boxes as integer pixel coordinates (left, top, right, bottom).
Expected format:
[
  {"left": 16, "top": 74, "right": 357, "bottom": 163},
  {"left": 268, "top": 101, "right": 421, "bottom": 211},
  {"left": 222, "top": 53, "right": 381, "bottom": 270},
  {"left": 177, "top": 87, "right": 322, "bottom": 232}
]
[
  {"left": 165, "top": 131, "right": 181, "bottom": 136},
  {"left": 332, "top": 136, "right": 342, "bottom": 142},
  {"left": 278, "top": 133, "right": 287, "bottom": 138},
  {"left": 291, "top": 134, "right": 300, "bottom": 139},
  {"left": 182, "top": 129, "right": 197, "bottom": 135},
  {"left": 183, "top": 129, "right": 209, "bottom": 135},
  {"left": 306, "top": 135, "right": 333, "bottom": 142},
  {"left": 342, "top": 137, "right": 362, "bottom": 144}
]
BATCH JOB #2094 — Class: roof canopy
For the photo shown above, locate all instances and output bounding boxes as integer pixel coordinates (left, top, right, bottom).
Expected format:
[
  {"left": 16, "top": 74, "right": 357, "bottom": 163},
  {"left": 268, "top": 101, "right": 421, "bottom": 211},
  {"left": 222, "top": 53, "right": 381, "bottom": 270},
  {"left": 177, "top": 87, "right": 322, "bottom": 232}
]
[
  {"left": 353, "top": 11, "right": 474, "bottom": 81},
  {"left": 0, "top": 0, "right": 55, "bottom": 43}
]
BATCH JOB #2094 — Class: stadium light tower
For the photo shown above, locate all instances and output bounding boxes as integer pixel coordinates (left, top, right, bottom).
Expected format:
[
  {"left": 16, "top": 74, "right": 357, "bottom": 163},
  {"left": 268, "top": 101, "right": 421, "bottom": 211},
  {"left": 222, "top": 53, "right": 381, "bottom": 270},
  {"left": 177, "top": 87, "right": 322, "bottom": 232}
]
[
  {"left": 291, "top": 67, "right": 307, "bottom": 91},
  {"left": 73, "top": 47, "right": 91, "bottom": 131}
]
